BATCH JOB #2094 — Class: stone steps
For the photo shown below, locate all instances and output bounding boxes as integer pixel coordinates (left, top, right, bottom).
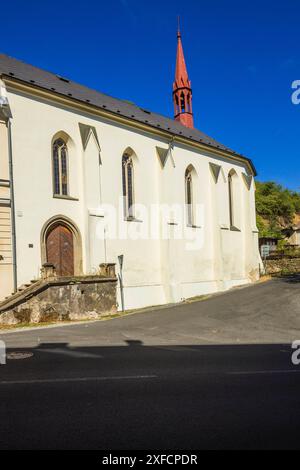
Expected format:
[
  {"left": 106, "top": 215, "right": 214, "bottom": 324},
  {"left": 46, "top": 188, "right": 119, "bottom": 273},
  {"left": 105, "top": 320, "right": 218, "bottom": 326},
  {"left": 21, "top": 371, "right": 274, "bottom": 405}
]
[{"left": 3, "top": 280, "right": 40, "bottom": 302}]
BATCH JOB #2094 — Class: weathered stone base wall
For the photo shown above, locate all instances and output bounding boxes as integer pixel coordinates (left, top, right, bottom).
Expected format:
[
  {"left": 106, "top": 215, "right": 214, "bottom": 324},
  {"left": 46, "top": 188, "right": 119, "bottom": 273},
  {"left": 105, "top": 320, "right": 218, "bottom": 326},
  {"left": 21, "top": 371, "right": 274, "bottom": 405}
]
[
  {"left": 0, "top": 276, "right": 117, "bottom": 326},
  {"left": 264, "top": 257, "right": 300, "bottom": 275}
]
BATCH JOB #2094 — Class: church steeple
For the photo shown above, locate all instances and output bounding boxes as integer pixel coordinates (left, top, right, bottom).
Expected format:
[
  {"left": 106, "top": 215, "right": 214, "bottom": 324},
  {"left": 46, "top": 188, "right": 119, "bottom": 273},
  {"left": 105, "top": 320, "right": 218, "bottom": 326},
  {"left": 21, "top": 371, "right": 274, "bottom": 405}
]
[{"left": 173, "top": 22, "right": 194, "bottom": 129}]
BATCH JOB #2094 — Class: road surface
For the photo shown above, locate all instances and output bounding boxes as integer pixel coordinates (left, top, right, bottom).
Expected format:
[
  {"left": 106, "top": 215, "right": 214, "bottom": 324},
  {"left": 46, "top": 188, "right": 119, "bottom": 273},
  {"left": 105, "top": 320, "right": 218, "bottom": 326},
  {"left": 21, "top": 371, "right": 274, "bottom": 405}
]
[{"left": 1, "top": 276, "right": 300, "bottom": 449}]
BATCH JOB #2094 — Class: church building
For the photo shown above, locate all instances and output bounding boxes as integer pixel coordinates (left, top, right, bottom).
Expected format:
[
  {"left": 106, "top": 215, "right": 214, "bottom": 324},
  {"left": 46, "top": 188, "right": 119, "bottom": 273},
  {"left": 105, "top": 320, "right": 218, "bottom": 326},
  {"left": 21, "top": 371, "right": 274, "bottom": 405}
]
[{"left": 0, "top": 29, "right": 260, "bottom": 310}]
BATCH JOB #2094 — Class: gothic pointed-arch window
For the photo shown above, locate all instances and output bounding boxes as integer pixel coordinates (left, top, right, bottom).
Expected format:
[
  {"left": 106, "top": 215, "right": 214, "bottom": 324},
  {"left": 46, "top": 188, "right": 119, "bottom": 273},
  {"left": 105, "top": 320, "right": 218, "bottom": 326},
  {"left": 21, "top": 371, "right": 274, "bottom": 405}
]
[
  {"left": 122, "top": 153, "right": 134, "bottom": 219},
  {"left": 228, "top": 170, "right": 235, "bottom": 228},
  {"left": 185, "top": 167, "right": 194, "bottom": 226},
  {"left": 180, "top": 91, "right": 185, "bottom": 113},
  {"left": 186, "top": 93, "right": 191, "bottom": 113},
  {"left": 175, "top": 94, "right": 180, "bottom": 115},
  {"left": 53, "top": 138, "right": 68, "bottom": 196}
]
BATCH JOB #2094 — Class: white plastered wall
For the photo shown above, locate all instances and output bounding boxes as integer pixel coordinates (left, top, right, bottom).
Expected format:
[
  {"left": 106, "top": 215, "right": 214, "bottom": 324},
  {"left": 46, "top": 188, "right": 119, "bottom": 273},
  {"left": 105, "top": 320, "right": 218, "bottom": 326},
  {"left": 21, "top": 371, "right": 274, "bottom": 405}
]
[{"left": 1, "top": 88, "right": 261, "bottom": 309}]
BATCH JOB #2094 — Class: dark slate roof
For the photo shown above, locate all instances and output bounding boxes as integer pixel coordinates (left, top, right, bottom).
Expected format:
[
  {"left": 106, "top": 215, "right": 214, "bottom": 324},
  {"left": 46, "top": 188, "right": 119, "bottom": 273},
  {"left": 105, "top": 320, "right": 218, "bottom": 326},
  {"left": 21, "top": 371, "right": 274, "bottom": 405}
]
[{"left": 0, "top": 53, "right": 256, "bottom": 175}]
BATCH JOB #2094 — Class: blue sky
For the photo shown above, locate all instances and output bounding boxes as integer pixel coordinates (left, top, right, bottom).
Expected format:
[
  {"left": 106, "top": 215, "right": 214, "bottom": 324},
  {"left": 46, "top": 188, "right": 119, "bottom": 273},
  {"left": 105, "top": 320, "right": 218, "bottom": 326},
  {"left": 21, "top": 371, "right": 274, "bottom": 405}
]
[{"left": 1, "top": 0, "right": 299, "bottom": 189}]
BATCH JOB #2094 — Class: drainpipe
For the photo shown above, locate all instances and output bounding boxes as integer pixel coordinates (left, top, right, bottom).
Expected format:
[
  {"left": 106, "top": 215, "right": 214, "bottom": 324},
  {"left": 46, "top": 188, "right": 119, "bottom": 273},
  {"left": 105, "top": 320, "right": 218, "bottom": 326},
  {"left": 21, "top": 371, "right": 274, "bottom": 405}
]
[
  {"left": 7, "top": 119, "right": 17, "bottom": 293},
  {"left": 118, "top": 254, "right": 124, "bottom": 312}
]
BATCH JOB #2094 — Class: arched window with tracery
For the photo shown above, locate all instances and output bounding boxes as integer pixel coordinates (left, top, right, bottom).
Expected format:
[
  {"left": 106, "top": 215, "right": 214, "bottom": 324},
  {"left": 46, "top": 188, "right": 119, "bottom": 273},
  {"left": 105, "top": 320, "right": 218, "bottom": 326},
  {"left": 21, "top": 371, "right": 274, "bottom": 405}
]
[
  {"left": 185, "top": 167, "right": 194, "bottom": 226},
  {"left": 228, "top": 169, "right": 240, "bottom": 229},
  {"left": 53, "top": 138, "right": 68, "bottom": 196},
  {"left": 122, "top": 152, "right": 134, "bottom": 219}
]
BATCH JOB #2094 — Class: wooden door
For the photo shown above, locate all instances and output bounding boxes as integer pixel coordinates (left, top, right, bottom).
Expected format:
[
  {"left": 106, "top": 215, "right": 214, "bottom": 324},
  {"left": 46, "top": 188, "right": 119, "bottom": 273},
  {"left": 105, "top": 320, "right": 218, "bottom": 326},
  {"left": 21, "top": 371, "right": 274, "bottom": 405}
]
[{"left": 46, "top": 225, "right": 74, "bottom": 276}]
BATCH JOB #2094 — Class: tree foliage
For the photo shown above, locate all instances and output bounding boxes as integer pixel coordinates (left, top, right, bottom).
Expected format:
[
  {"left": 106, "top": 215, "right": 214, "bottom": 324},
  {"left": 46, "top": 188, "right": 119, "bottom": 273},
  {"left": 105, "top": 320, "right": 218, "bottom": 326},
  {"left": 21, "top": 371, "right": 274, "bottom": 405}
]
[{"left": 255, "top": 181, "right": 300, "bottom": 238}]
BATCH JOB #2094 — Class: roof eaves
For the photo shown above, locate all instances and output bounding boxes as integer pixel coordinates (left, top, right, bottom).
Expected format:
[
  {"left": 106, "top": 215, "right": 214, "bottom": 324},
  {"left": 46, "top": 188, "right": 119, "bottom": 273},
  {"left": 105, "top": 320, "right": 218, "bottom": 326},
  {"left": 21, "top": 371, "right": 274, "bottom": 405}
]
[{"left": 0, "top": 65, "right": 257, "bottom": 176}]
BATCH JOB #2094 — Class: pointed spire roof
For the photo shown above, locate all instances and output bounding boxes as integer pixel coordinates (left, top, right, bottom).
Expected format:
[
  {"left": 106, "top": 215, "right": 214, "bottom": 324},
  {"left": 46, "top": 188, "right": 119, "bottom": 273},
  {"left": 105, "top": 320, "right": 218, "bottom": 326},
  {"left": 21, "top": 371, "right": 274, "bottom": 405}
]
[
  {"left": 174, "top": 22, "right": 191, "bottom": 89},
  {"left": 173, "top": 20, "right": 194, "bottom": 128}
]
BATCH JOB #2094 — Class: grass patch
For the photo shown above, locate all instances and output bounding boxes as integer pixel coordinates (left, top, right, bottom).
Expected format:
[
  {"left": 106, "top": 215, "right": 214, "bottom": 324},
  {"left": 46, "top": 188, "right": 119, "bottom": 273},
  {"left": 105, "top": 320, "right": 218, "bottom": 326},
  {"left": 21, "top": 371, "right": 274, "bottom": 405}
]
[
  {"left": 0, "top": 310, "right": 136, "bottom": 331},
  {"left": 184, "top": 294, "right": 212, "bottom": 303},
  {"left": 0, "top": 320, "right": 71, "bottom": 331}
]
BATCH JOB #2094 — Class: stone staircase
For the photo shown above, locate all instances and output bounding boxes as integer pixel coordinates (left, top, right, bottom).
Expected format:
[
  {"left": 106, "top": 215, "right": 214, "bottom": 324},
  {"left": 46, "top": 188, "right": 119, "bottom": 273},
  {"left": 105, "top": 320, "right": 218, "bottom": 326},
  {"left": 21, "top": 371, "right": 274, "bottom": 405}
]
[{"left": 0, "top": 263, "right": 118, "bottom": 326}]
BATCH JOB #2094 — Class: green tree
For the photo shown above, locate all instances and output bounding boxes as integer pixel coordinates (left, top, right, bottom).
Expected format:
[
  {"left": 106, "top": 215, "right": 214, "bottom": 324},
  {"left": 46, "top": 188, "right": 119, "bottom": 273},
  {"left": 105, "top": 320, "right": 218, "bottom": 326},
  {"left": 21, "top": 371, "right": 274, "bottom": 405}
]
[{"left": 255, "top": 181, "right": 300, "bottom": 238}]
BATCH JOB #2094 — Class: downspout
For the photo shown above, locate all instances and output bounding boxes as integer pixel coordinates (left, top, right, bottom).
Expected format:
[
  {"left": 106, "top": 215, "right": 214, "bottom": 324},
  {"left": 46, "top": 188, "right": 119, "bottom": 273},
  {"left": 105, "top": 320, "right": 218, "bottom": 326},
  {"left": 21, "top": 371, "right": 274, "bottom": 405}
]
[{"left": 7, "top": 119, "right": 17, "bottom": 292}]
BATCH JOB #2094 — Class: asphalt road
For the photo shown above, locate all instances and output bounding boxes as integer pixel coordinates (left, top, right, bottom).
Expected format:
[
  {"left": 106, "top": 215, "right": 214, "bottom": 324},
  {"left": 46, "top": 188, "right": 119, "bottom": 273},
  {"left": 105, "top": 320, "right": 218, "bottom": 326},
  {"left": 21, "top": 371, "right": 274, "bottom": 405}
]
[{"left": 1, "top": 276, "right": 300, "bottom": 450}]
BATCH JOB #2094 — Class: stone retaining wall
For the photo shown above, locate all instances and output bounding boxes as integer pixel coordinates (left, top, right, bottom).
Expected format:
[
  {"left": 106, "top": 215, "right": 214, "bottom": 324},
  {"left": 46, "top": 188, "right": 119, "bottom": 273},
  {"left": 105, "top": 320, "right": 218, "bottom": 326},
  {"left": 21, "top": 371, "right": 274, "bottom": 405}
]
[
  {"left": 264, "top": 257, "right": 300, "bottom": 275},
  {"left": 0, "top": 274, "right": 117, "bottom": 326}
]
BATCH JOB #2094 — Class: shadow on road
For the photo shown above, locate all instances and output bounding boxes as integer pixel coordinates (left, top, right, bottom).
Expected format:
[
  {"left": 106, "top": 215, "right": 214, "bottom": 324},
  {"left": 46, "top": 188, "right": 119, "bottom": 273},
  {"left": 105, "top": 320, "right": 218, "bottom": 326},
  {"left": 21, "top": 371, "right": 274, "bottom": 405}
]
[
  {"left": 1, "top": 339, "right": 300, "bottom": 450},
  {"left": 277, "top": 273, "right": 300, "bottom": 283},
  {"left": 2, "top": 339, "right": 297, "bottom": 376}
]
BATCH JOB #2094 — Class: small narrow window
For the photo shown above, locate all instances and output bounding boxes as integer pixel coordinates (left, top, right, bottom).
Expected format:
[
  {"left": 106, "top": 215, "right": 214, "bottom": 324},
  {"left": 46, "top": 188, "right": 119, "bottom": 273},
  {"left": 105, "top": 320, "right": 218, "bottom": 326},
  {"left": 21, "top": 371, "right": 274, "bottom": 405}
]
[
  {"left": 53, "top": 139, "right": 69, "bottom": 196},
  {"left": 122, "top": 153, "right": 134, "bottom": 219},
  {"left": 185, "top": 168, "right": 193, "bottom": 226}
]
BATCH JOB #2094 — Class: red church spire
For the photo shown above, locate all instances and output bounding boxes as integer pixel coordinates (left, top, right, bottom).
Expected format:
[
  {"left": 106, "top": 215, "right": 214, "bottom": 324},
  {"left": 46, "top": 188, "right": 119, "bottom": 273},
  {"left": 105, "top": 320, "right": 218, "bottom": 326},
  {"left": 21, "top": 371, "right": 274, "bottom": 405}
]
[{"left": 173, "top": 21, "right": 194, "bottom": 129}]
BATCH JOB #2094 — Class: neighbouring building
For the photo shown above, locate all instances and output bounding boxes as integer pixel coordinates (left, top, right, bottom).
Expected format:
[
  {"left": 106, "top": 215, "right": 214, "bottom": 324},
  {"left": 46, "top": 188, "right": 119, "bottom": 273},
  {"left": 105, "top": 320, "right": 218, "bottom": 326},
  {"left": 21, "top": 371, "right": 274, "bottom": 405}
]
[
  {"left": 259, "top": 237, "right": 279, "bottom": 257},
  {"left": 286, "top": 224, "right": 300, "bottom": 247},
  {"left": 0, "top": 28, "right": 261, "bottom": 310}
]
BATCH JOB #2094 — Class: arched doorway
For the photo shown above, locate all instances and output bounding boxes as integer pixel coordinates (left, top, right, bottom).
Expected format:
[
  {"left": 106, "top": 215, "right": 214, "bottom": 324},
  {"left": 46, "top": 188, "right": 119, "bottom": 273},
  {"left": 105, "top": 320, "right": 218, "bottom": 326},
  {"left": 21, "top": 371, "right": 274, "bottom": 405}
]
[
  {"left": 46, "top": 224, "right": 74, "bottom": 276},
  {"left": 41, "top": 215, "right": 83, "bottom": 277}
]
